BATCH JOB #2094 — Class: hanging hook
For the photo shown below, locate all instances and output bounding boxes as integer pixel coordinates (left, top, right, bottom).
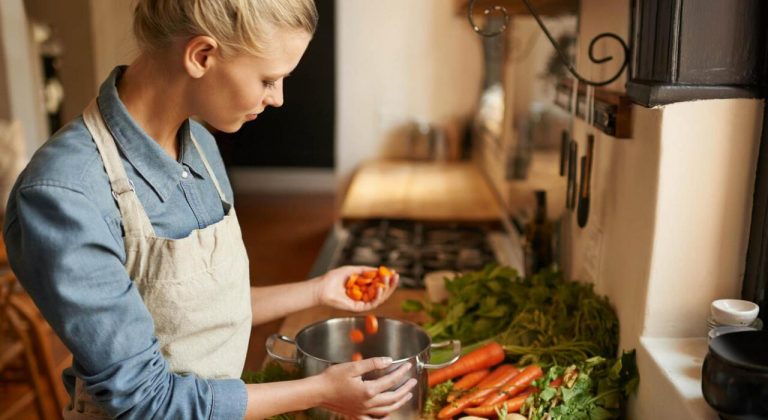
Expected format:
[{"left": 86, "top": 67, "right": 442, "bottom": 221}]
[
  {"left": 466, "top": 2, "right": 510, "bottom": 37},
  {"left": 467, "top": 0, "right": 629, "bottom": 87}
]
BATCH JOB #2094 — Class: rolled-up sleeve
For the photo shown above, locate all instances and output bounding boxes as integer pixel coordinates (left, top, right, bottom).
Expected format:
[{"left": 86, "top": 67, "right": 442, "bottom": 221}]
[{"left": 3, "top": 181, "right": 247, "bottom": 419}]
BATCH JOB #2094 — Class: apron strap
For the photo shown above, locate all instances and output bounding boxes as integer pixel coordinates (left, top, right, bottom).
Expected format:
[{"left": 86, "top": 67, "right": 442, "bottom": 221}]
[
  {"left": 188, "top": 133, "right": 229, "bottom": 206},
  {"left": 82, "top": 99, "right": 155, "bottom": 237}
]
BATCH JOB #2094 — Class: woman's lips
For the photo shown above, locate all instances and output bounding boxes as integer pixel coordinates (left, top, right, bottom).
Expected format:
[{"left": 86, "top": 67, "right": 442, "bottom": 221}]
[{"left": 245, "top": 113, "right": 258, "bottom": 121}]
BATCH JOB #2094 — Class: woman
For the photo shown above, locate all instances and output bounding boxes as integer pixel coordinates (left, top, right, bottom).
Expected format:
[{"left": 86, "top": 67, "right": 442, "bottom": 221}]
[{"left": 2, "top": 0, "right": 416, "bottom": 418}]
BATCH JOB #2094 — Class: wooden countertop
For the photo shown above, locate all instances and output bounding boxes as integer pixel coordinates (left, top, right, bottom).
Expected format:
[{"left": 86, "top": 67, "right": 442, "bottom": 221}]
[
  {"left": 276, "top": 289, "right": 428, "bottom": 340},
  {"left": 339, "top": 161, "right": 503, "bottom": 222}
]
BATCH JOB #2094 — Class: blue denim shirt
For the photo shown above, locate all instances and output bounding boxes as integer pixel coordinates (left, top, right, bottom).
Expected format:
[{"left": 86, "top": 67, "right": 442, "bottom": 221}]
[{"left": 3, "top": 66, "right": 247, "bottom": 419}]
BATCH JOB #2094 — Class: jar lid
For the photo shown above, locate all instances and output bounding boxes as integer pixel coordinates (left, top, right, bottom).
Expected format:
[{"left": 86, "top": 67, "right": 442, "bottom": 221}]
[{"left": 709, "top": 330, "right": 768, "bottom": 373}]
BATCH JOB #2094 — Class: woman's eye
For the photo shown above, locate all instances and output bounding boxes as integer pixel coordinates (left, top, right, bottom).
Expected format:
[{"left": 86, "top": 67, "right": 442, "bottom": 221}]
[{"left": 263, "top": 80, "right": 276, "bottom": 89}]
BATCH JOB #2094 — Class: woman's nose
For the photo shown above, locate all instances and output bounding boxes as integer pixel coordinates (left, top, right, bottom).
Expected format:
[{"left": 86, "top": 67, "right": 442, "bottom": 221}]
[{"left": 265, "top": 84, "right": 284, "bottom": 108}]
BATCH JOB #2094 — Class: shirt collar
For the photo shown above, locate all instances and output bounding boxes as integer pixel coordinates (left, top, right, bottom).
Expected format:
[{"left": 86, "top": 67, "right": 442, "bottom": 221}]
[
  {"left": 178, "top": 122, "right": 209, "bottom": 179},
  {"left": 97, "top": 66, "right": 205, "bottom": 202}
]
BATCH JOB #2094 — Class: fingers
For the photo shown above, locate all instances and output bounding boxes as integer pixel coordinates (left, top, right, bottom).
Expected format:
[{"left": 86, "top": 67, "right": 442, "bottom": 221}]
[
  {"left": 349, "top": 357, "right": 394, "bottom": 376},
  {"left": 366, "top": 390, "right": 414, "bottom": 417},
  {"left": 366, "top": 362, "right": 412, "bottom": 394},
  {"left": 366, "top": 377, "right": 417, "bottom": 408}
]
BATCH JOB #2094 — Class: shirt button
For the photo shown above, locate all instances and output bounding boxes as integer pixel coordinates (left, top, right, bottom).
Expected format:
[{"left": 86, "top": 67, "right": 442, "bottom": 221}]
[{"left": 181, "top": 170, "right": 189, "bottom": 179}]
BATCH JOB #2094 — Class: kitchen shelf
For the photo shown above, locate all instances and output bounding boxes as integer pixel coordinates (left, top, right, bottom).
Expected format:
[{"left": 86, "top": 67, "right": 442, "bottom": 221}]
[
  {"left": 554, "top": 79, "right": 633, "bottom": 139},
  {"left": 458, "top": 0, "right": 578, "bottom": 17}
]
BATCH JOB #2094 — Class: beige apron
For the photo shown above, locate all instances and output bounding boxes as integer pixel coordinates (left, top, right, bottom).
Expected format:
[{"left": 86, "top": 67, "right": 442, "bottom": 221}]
[{"left": 64, "top": 100, "right": 252, "bottom": 418}]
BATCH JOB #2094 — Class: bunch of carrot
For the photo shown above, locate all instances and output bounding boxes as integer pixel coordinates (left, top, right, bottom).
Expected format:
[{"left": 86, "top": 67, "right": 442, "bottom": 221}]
[
  {"left": 427, "top": 342, "right": 547, "bottom": 419},
  {"left": 345, "top": 266, "right": 394, "bottom": 302}
]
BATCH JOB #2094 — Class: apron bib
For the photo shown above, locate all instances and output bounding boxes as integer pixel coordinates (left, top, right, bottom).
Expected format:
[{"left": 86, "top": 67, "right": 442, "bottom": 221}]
[{"left": 64, "top": 100, "right": 252, "bottom": 418}]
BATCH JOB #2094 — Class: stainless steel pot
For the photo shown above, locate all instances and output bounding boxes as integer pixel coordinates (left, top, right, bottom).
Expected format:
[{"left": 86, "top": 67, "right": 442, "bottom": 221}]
[{"left": 266, "top": 316, "right": 461, "bottom": 420}]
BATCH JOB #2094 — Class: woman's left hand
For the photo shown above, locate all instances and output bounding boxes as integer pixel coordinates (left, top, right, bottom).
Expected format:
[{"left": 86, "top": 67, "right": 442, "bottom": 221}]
[{"left": 312, "top": 265, "right": 399, "bottom": 312}]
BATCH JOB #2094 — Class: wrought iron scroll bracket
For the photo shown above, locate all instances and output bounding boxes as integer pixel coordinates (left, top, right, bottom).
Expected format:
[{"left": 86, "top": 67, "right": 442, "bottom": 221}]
[{"left": 467, "top": 0, "right": 629, "bottom": 87}]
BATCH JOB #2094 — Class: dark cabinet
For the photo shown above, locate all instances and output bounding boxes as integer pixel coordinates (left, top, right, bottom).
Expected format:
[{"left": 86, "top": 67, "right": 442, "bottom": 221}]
[{"left": 628, "top": 0, "right": 767, "bottom": 106}]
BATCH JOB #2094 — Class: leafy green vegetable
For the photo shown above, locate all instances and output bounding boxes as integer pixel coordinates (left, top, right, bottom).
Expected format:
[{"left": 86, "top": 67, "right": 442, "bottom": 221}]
[
  {"left": 522, "top": 351, "right": 639, "bottom": 420},
  {"left": 242, "top": 361, "right": 301, "bottom": 420},
  {"left": 405, "top": 265, "right": 619, "bottom": 366},
  {"left": 423, "top": 380, "right": 453, "bottom": 419},
  {"left": 242, "top": 360, "right": 300, "bottom": 384}
]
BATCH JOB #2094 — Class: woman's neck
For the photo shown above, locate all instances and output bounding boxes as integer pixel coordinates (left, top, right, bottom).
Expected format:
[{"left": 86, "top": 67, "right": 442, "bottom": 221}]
[{"left": 117, "top": 54, "right": 189, "bottom": 160}]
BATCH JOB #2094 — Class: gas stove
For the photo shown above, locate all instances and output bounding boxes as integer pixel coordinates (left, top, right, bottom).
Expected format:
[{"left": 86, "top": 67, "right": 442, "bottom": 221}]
[{"left": 324, "top": 219, "right": 523, "bottom": 288}]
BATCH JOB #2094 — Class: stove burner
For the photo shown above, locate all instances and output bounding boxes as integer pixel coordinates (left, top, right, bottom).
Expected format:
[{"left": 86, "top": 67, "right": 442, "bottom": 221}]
[{"left": 336, "top": 220, "right": 498, "bottom": 288}]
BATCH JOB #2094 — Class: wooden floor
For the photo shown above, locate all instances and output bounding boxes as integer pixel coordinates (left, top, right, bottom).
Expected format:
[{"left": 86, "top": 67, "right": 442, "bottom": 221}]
[{"left": 0, "top": 191, "right": 337, "bottom": 419}]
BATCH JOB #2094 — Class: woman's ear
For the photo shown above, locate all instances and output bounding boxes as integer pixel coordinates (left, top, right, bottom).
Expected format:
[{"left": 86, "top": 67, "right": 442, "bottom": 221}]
[{"left": 183, "top": 35, "right": 219, "bottom": 78}]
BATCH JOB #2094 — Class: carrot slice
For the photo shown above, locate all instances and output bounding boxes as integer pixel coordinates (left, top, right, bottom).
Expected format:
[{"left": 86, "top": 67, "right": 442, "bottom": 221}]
[
  {"left": 351, "top": 352, "right": 363, "bottom": 361},
  {"left": 349, "top": 329, "right": 364, "bottom": 343},
  {"left": 365, "top": 315, "right": 378, "bottom": 334}
]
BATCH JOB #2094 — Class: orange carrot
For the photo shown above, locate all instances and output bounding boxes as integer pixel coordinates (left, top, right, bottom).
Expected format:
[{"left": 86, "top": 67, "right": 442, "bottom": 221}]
[
  {"left": 446, "top": 369, "right": 490, "bottom": 402},
  {"left": 365, "top": 314, "right": 378, "bottom": 334},
  {"left": 481, "top": 364, "right": 543, "bottom": 406},
  {"left": 476, "top": 364, "right": 516, "bottom": 387},
  {"left": 463, "top": 386, "right": 536, "bottom": 417},
  {"left": 345, "top": 267, "right": 394, "bottom": 302},
  {"left": 349, "top": 329, "right": 364, "bottom": 343},
  {"left": 467, "top": 366, "right": 520, "bottom": 404},
  {"left": 428, "top": 342, "right": 505, "bottom": 387},
  {"left": 351, "top": 352, "right": 363, "bottom": 361},
  {"left": 437, "top": 366, "right": 520, "bottom": 419}
]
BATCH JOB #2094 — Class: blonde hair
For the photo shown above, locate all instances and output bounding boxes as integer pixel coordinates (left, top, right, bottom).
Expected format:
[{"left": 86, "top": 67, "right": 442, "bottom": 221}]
[{"left": 133, "top": 0, "right": 318, "bottom": 57}]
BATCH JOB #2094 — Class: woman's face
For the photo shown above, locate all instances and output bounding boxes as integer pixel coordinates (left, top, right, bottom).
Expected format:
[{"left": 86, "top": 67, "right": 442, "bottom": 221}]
[{"left": 190, "top": 29, "right": 312, "bottom": 133}]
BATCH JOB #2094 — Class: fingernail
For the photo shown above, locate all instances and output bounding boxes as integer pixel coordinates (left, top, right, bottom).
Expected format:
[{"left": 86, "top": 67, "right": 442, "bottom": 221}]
[
  {"left": 381, "top": 357, "right": 393, "bottom": 365},
  {"left": 406, "top": 392, "right": 413, "bottom": 400}
]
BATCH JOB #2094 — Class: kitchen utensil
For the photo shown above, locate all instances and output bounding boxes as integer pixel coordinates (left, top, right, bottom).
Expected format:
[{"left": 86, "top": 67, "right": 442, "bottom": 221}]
[
  {"left": 577, "top": 85, "right": 596, "bottom": 228},
  {"left": 701, "top": 330, "right": 768, "bottom": 419},
  {"left": 711, "top": 299, "right": 760, "bottom": 326},
  {"left": 559, "top": 130, "right": 568, "bottom": 176},
  {"left": 567, "top": 141, "right": 578, "bottom": 210},
  {"left": 560, "top": 76, "right": 579, "bottom": 216},
  {"left": 578, "top": 134, "right": 595, "bottom": 228},
  {"left": 266, "top": 316, "right": 461, "bottom": 420}
]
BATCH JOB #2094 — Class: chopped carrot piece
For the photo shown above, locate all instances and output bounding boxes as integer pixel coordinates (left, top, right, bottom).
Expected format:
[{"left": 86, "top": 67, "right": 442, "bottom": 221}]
[
  {"left": 365, "top": 315, "right": 378, "bottom": 334},
  {"left": 349, "top": 329, "right": 364, "bottom": 343},
  {"left": 351, "top": 352, "right": 363, "bottom": 361},
  {"left": 356, "top": 276, "right": 373, "bottom": 285}
]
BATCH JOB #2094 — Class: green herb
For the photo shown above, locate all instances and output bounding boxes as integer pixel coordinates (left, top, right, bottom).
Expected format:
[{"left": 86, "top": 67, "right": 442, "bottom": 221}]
[
  {"left": 404, "top": 266, "right": 619, "bottom": 366},
  {"left": 242, "top": 360, "right": 300, "bottom": 384},
  {"left": 522, "top": 351, "right": 639, "bottom": 419},
  {"left": 242, "top": 361, "right": 301, "bottom": 420},
  {"left": 423, "top": 380, "right": 453, "bottom": 419}
]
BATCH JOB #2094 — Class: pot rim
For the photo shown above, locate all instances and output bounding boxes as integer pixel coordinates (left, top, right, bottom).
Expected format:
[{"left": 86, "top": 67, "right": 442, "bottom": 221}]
[
  {"left": 293, "top": 316, "right": 434, "bottom": 365},
  {"left": 708, "top": 330, "right": 768, "bottom": 373}
]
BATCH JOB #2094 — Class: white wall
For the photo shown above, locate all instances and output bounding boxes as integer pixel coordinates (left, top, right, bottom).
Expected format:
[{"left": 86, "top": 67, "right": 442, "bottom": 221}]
[
  {"left": 90, "top": 0, "right": 137, "bottom": 91},
  {"left": 0, "top": 0, "right": 48, "bottom": 156},
  {"left": 335, "top": 0, "right": 483, "bottom": 184},
  {"left": 559, "top": 0, "right": 765, "bottom": 417}
]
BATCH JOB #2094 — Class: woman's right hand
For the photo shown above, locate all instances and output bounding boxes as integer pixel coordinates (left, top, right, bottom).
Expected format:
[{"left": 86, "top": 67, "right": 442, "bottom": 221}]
[{"left": 317, "top": 357, "right": 418, "bottom": 419}]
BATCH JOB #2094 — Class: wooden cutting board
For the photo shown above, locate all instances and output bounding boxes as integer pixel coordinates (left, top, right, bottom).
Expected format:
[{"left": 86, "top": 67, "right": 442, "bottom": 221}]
[{"left": 340, "top": 161, "right": 503, "bottom": 222}]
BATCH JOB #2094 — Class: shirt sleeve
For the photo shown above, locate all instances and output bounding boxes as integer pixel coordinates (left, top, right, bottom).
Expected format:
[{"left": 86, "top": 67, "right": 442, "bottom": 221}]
[{"left": 2, "top": 181, "right": 247, "bottom": 420}]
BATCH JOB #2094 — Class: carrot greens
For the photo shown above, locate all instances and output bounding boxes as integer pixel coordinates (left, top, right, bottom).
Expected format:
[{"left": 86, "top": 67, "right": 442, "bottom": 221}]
[{"left": 403, "top": 266, "right": 619, "bottom": 366}]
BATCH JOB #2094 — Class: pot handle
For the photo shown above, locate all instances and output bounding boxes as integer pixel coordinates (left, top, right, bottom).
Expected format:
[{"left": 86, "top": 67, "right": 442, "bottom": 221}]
[
  {"left": 265, "top": 334, "right": 299, "bottom": 364},
  {"left": 424, "top": 339, "right": 462, "bottom": 369}
]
